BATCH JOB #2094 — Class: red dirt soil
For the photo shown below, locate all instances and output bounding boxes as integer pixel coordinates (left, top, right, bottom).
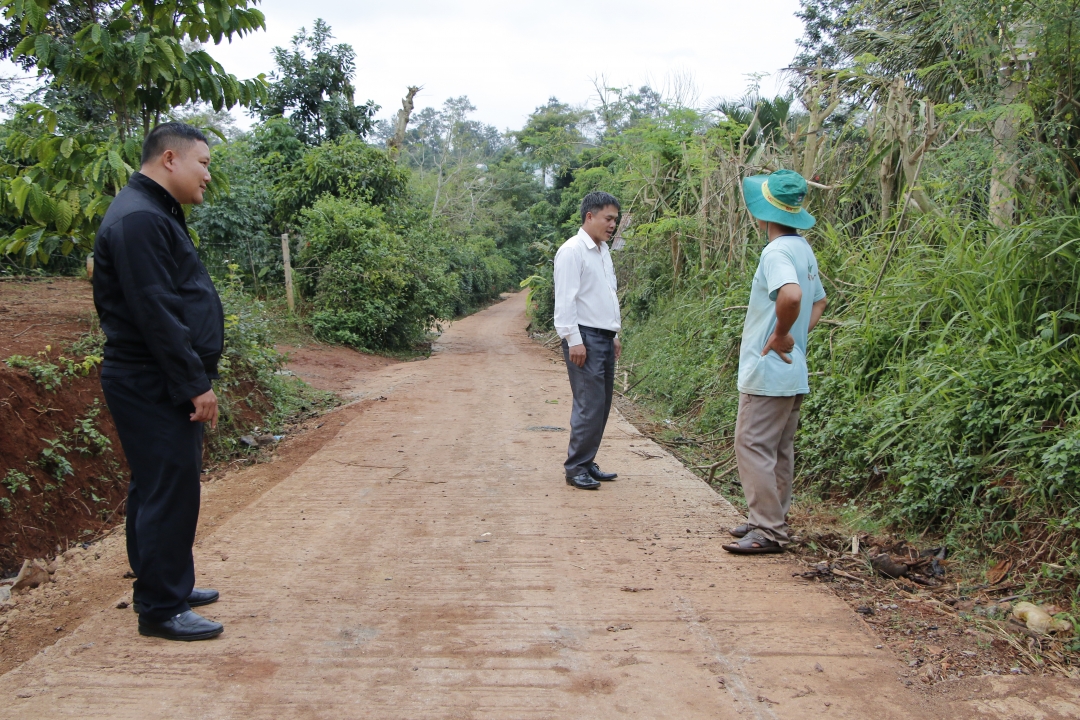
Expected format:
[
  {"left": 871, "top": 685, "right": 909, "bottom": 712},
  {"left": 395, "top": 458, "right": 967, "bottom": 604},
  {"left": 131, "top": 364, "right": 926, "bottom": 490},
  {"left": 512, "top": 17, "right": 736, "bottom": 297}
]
[
  {"left": 275, "top": 343, "right": 397, "bottom": 398},
  {"left": 0, "top": 277, "right": 97, "bottom": 358},
  {"left": 1, "top": 278, "right": 127, "bottom": 576},
  {"left": 0, "top": 369, "right": 127, "bottom": 575}
]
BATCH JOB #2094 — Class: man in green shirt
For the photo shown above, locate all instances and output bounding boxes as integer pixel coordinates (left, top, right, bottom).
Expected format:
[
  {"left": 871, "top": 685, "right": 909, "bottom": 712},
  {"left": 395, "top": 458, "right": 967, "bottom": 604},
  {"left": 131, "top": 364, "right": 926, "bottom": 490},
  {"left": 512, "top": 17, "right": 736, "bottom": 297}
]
[{"left": 723, "top": 170, "right": 828, "bottom": 554}]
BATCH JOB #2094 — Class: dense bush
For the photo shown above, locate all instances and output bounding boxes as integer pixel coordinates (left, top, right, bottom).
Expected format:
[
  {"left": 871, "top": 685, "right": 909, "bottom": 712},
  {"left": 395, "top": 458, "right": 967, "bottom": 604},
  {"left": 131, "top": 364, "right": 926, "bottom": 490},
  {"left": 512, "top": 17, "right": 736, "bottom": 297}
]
[
  {"left": 297, "top": 195, "right": 518, "bottom": 349},
  {"left": 297, "top": 196, "right": 451, "bottom": 349},
  {"left": 794, "top": 217, "right": 1080, "bottom": 554},
  {"left": 440, "top": 235, "right": 514, "bottom": 316},
  {"left": 189, "top": 137, "right": 277, "bottom": 286},
  {"left": 274, "top": 136, "right": 408, "bottom": 224}
]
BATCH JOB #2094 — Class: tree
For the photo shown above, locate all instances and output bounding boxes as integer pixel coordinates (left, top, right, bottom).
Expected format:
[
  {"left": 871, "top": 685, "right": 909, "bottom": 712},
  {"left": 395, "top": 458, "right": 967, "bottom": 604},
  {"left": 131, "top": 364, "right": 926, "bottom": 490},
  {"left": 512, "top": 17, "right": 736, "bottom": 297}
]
[
  {"left": 0, "top": 0, "right": 267, "bottom": 265},
  {"left": 592, "top": 81, "right": 664, "bottom": 136},
  {"left": 514, "top": 98, "right": 589, "bottom": 188},
  {"left": 272, "top": 136, "right": 407, "bottom": 225},
  {"left": 258, "top": 19, "right": 377, "bottom": 145},
  {"left": 0, "top": 103, "right": 139, "bottom": 264},
  {"left": 188, "top": 134, "right": 274, "bottom": 286},
  {"left": 797, "top": 64, "right": 843, "bottom": 179},
  {"left": 400, "top": 97, "right": 507, "bottom": 222},
  {"left": 2, "top": 0, "right": 267, "bottom": 139},
  {"left": 714, "top": 95, "right": 795, "bottom": 147},
  {"left": 386, "top": 86, "right": 420, "bottom": 160}
]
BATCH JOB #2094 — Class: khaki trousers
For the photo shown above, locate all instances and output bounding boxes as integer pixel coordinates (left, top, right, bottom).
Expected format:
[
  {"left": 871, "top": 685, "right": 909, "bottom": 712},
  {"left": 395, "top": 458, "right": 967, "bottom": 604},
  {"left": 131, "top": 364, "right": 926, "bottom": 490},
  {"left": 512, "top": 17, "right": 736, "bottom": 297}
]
[{"left": 734, "top": 393, "right": 804, "bottom": 545}]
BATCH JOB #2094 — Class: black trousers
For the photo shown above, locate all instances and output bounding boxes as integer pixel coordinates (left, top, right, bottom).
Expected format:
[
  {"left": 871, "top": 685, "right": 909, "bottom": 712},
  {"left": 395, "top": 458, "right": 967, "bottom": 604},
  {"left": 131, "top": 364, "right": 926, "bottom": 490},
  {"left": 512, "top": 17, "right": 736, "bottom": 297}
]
[
  {"left": 100, "top": 366, "right": 203, "bottom": 622},
  {"left": 562, "top": 327, "right": 616, "bottom": 477}
]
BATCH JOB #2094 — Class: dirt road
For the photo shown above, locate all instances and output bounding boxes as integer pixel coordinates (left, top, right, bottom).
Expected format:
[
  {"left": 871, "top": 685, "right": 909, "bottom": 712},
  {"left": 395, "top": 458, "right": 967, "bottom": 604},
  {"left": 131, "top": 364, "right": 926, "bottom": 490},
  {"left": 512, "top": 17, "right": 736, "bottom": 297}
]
[{"left": 2, "top": 293, "right": 1077, "bottom": 718}]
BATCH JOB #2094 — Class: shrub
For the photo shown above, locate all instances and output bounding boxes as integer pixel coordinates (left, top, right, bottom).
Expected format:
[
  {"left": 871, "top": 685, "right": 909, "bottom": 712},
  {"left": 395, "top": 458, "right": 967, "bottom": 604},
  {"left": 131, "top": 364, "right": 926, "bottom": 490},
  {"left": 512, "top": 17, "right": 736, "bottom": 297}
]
[
  {"left": 621, "top": 213, "right": 1080, "bottom": 566},
  {"left": 274, "top": 137, "right": 407, "bottom": 224},
  {"left": 71, "top": 399, "right": 112, "bottom": 456},
  {"left": 298, "top": 196, "right": 453, "bottom": 349},
  {"left": 440, "top": 235, "right": 515, "bottom": 316},
  {"left": 38, "top": 438, "right": 74, "bottom": 481},
  {"left": 207, "top": 264, "right": 340, "bottom": 458}
]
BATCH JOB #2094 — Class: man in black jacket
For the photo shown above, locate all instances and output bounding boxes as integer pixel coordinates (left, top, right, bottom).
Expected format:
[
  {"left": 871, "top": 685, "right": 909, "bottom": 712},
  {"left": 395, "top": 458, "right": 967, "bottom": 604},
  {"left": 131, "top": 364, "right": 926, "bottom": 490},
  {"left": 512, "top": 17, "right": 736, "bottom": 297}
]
[{"left": 93, "top": 123, "right": 225, "bottom": 641}]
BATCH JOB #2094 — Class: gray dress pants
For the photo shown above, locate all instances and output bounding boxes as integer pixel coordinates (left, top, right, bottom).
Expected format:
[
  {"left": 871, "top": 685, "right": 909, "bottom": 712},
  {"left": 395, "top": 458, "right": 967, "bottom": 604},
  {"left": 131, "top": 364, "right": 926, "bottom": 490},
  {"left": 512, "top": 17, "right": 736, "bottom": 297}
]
[{"left": 562, "top": 327, "right": 616, "bottom": 478}]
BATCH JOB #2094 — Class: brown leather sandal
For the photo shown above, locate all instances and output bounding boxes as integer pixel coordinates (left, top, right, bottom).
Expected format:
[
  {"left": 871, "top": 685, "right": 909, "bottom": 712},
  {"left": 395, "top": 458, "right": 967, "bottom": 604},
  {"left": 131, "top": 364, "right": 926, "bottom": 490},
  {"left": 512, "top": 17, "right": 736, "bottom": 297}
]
[{"left": 722, "top": 531, "right": 784, "bottom": 554}]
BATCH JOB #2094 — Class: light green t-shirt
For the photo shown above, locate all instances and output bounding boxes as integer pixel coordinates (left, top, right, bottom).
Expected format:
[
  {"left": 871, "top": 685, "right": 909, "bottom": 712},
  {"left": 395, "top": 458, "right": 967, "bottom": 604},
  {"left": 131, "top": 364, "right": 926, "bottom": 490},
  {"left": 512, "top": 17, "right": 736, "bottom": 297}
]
[{"left": 737, "top": 235, "right": 826, "bottom": 397}]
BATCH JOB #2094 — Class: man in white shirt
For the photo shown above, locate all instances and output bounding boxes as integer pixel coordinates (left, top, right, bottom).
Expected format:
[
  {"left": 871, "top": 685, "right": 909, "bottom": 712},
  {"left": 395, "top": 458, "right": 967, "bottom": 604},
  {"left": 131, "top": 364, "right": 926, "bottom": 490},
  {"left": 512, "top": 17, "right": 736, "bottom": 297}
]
[{"left": 553, "top": 192, "right": 623, "bottom": 490}]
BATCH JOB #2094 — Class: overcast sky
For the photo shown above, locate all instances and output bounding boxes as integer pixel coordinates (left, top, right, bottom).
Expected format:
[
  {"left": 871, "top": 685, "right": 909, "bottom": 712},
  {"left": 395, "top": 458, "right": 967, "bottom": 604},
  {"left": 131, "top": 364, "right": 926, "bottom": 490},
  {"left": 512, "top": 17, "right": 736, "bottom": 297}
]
[{"left": 202, "top": 0, "right": 806, "bottom": 132}]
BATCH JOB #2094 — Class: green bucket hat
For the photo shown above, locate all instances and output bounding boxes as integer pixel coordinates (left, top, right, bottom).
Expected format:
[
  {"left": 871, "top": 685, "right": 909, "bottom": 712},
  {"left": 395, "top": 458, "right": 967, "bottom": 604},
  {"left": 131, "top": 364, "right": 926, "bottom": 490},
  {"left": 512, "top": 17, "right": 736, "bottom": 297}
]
[{"left": 742, "top": 169, "right": 816, "bottom": 230}]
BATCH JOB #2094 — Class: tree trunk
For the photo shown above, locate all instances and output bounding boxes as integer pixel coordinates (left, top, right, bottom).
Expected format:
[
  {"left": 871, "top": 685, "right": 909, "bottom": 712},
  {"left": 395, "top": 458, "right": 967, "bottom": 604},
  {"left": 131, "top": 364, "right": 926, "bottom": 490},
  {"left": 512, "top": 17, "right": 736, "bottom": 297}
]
[
  {"left": 879, "top": 153, "right": 896, "bottom": 223},
  {"left": 872, "top": 80, "right": 904, "bottom": 222},
  {"left": 989, "top": 69, "right": 1022, "bottom": 228},
  {"left": 892, "top": 88, "right": 941, "bottom": 216},
  {"left": 901, "top": 154, "right": 937, "bottom": 215},
  {"left": 698, "top": 160, "right": 709, "bottom": 272},
  {"left": 671, "top": 233, "right": 682, "bottom": 285},
  {"left": 387, "top": 86, "right": 420, "bottom": 160},
  {"left": 799, "top": 64, "right": 841, "bottom": 180}
]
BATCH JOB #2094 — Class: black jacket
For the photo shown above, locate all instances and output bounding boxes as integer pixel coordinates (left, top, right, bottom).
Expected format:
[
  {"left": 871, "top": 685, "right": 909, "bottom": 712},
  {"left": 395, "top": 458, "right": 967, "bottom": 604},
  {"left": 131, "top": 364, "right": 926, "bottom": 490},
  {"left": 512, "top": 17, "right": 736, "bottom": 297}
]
[{"left": 92, "top": 173, "right": 224, "bottom": 405}]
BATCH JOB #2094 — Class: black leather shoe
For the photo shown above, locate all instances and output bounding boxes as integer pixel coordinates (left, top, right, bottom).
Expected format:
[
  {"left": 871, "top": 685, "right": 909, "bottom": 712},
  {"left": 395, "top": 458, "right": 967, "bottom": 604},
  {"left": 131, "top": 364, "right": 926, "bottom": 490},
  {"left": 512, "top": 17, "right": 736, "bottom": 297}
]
[
  {"left": 138, "top": 610, "right": 223, "bottom": 641},
  {"left": 587, "top": 463, "right": 617, "bottom": 481},
  {"left": 133, "top": 588, "right": 219, "bottom": 614},
  {"left": 566, "top": 473, "right": 600, "bottom": 490},
  {"left": 188, "top": 588, "right": 219, "bottom": 607}
]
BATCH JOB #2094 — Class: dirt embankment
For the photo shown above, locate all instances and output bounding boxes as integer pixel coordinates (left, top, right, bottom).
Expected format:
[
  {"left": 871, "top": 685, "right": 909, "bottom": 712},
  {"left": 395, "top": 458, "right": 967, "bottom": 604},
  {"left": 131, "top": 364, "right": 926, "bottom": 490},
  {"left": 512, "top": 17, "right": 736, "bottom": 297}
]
[
  {"left": 0, "top": 277, "right": 99, "bottom": 358},
  {"left": 1, "top": 278, "right": 127, "bottom": 575}
]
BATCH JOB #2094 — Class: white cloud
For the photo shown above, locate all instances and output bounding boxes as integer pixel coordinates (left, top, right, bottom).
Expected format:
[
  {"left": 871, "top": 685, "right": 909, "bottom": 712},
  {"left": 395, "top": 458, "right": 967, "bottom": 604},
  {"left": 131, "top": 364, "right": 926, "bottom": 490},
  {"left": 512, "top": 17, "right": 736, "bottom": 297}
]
[{"left": 209, "top": 0, "right": 805, "bottom": 131}]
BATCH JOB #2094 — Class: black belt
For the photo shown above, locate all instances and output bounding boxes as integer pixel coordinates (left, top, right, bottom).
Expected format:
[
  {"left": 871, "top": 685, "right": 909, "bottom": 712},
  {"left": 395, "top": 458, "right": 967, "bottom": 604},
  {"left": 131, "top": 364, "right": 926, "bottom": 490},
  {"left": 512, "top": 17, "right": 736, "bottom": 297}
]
[{"left": 580, "top": 325, "right": 617, "bottom": 338}]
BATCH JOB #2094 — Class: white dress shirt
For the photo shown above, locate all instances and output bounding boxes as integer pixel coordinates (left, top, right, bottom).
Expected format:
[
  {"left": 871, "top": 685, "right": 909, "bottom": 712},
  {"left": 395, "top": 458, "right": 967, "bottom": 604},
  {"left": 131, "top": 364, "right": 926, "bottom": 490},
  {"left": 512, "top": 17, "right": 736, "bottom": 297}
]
[{"left": 553, "top": 227, "right": 622, "bottom": 347}]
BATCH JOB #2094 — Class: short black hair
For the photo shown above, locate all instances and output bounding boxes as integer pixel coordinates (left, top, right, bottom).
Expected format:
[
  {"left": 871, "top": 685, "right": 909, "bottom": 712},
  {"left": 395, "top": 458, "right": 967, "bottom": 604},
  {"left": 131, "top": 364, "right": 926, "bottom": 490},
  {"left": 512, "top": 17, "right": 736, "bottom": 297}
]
[
  {"left": 580, "top": 191, "right": 621, "bottom": 223},
  {"left": 141, "top": 122, "right": 209, "bottom": 165}
]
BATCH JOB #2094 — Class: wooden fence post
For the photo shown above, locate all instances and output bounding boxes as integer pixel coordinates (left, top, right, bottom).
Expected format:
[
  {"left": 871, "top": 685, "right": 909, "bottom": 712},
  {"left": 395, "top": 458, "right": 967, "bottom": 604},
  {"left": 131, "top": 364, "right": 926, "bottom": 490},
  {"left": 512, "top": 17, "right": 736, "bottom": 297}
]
[{"left": 281, "top": 233, "right": 295, "bottom": 313}]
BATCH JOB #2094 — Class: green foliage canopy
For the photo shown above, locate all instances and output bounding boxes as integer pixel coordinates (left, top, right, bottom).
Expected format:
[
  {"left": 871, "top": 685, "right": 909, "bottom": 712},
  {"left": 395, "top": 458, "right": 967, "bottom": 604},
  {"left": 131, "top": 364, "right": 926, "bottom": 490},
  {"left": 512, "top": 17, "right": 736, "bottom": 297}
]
[
  {"left": 0, "top": 0, "right": 268, "bottom": 266},
  {"left": 3, "top": 0, "right": 267, "bottom": 139},
  {"left": 258, "top": 18, "right": 377, "bottom": 145}
]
